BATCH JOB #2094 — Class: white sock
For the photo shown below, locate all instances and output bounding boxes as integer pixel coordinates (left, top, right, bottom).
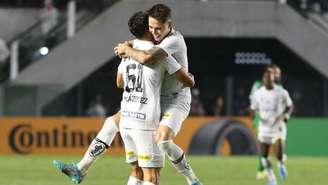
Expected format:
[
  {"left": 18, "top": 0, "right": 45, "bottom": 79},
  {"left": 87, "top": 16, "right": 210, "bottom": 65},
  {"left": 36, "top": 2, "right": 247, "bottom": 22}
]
[
  {"left": 277, "top": 160, "right": 287, "bottom": 173},
  {"left": 277, "top": 160, "right": 283, "bottom": 167},
  {"left": 127, "top": 176, "right": 142, "bottom": 185},
  {"left": 283, "top": 153, "right": 287, "bottom": 162},
  {"left": 267, "top": 169, "right": 277, "bottom": 182},
  {"left": 142, "top": 181, "right": 156, "bottom": 185},
  {"left": 158, "top": 140, "right": 199, "bottom": 183},
  {"left": 77, "top": 117, "right": 119, "bottom": 174}
]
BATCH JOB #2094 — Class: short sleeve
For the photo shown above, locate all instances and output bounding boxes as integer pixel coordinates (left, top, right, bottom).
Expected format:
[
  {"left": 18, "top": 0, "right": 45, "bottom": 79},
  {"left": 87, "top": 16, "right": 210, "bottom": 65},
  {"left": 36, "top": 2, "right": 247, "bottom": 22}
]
[
  {"left": 163, "top": 55, "right": 182, "bottom": 75},
  {"left": 118, "top": 59, "right": 126, "bottom": 73},
  {"left": 249, "top": 81, "right": 261, "bottom": 100}
]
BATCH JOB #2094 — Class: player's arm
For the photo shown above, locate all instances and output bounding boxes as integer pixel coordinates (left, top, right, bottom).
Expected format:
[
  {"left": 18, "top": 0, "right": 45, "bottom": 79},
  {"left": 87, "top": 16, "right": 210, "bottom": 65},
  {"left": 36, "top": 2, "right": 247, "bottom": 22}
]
[
  {"left": 276, "top": 90, "right": 294, "bottom": 123},
  {"left": 249, "top": 81, "right": 261, "bottom": 100},
  {"left": 174, "top": 69, "right": 195, "bottom": 87},
  {"left": 249, "top": 109, "right": 256, "bottom": 120},
  {"left": 115, "top": 42, "right": 167, "bottom": 65},
  {"left": 249, "top": 93, "right": 258, "bottom": 120},
  {"left": 282, "top": 105, "right": 293, "bottom": 122},
  {"left": 165, "top": 55, "right": 194, "bottom": 87},
  {"left": 115, "top": 34, "right": 180, "bottom": 64},
  {"left": 116, "top": 60, "right": 125, "bottom": 89},
  {"left": 116, "top": 72, "right": 124, "bottom": 89},
  {"left": 282, "top": 90, "right": 294, "bottom": 122}
]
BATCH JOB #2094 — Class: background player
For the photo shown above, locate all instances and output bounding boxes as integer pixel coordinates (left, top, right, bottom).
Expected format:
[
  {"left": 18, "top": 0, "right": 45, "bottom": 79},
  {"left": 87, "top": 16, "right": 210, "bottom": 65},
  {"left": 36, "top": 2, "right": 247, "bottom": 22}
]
[
  {"left": 250, "top": 70, "right": 293, "bottom": 185},
  {"left": 249, "top": 64, "right": 285, "bottom": 180}
]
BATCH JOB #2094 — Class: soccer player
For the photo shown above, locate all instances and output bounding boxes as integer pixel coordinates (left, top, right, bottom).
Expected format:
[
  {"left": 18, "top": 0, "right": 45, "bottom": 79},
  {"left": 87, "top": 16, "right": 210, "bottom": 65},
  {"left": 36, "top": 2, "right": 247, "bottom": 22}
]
[
  {"left": 250, "top": 70, "right": 293, "bottom": 185},
  {"left": 53, "top": 10, "right": 194, "bottom": 185},
  {"left": 249, "top": 64, "right": 284, "bottom": 180},
  {"left": 118, "top": 12, "right": 176, "bottom": 185},
  {"left": 115, "top": 4, "right": 202, "bottom": 185},
  {"left": 117, "top": 11, "right": 195, "bottom": 185}
]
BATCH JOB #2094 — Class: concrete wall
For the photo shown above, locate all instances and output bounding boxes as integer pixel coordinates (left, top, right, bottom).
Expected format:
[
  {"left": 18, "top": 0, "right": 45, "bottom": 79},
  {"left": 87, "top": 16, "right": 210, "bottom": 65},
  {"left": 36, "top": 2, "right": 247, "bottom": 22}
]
[
  {"left": 13, "top": 1, "right": 328, "bottom": 87},
  {"left": 0, "top": 8, "right": 40, "bottom": 41}
]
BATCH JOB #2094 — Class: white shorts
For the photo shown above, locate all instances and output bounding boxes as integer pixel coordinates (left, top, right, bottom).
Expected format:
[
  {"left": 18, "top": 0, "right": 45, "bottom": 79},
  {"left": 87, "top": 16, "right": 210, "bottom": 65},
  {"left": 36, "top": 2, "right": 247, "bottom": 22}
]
[
  {"left": 160, "top": 94, "right": 191, "bottom": 135},
  {"left": 258, "top": 124, "right": 287, "bottom": 144},
  {"left": 120, "top": 127, "right": 164, "bottom": 168}
]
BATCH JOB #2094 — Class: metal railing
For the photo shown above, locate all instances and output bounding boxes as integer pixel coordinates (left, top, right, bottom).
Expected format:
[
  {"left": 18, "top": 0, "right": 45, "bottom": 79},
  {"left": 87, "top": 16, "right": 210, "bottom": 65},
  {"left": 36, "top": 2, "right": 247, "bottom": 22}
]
[{"left": 0, "top": 0, "right": 119, "bottom": 84}]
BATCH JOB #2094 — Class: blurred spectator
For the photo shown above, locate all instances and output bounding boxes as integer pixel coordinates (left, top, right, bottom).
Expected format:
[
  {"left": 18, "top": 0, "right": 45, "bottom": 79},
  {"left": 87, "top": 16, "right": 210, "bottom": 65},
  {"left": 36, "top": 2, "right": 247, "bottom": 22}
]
[
  {"left": 233, "top": 87, "right": 248, "bottom": 116},
  {"left": 86, "top": 94, "right": 107, "bottom": 117},
  {"left": 40, "top": 0, "right": 59, "bottom": 35},
  {"left": 212, "top": 96, "right": 225, "bottom": 116},
  {"left": 298, "top": 0, "right": 328, "bottom": 14},
  {"left": 190, "top": 88, "right": 206, "bottom": 116},
  {"left": 0, "top": 38, "right": 9, "bottom": 64}
]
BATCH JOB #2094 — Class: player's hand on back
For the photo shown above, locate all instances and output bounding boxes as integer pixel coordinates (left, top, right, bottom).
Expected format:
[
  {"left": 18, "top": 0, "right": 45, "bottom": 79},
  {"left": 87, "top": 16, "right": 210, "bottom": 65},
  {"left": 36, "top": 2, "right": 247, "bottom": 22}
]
[{"left": 114, "top": 41, "right": 132, "bottom": 58}]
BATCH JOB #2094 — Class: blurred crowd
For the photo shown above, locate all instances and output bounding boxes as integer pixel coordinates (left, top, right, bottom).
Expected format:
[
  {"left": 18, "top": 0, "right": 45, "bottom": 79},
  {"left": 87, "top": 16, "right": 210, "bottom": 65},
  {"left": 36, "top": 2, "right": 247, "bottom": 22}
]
[
  {"left": 291, "top": 0, "right": 328, "bottom": 14},
  {"left": 190, "top": 87, "right": 248, "bottom": 116}
]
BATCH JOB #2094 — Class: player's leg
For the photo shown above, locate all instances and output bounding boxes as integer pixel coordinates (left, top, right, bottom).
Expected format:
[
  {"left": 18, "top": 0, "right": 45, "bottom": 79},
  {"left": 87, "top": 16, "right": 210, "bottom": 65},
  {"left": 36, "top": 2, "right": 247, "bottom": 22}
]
[
  {"left": 127, "top": 162, "right": 143, "bottom": 185},
  {"left": 134, "top": 129, "right": 164, "bottom": 185},
  {"left": 254, "top": 114, "right": 267, "bottom": 180},
  {"left": 53, "top": 112, "right": 120, "bottom": 184},
  {"left": 77, "top": 112, "right": 120, "bottom": 173},
  {"left": 276, "top": 138, "right": 287, "bottom": 181},
  {"left": 141, "top": 168, "right": 160, "bottom": 185},
  {"left": 121, "top": 127, "right": 144, "bottom": 185},
  {"left": 282, "top": 124, "right": 288, "bottom": 163},
  {"left": 157, "top": 106, "right": 202, "bottom": 185},
  {"left": 259, "top": 141, "right": 277, "bottom": 185}
]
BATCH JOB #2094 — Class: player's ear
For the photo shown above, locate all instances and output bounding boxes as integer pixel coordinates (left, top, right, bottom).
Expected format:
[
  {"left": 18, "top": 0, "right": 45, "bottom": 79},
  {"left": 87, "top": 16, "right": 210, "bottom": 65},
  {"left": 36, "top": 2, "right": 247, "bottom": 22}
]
[{"left": 167, "top": 19, "right": 172, "bottom": 29}]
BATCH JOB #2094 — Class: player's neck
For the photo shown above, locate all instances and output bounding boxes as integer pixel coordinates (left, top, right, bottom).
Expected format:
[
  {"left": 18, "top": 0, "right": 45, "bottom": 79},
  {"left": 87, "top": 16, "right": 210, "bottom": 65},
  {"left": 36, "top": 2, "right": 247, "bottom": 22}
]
[
  {"left": 139, "top": 33, "right": 153, "bottom": 42},
  {"left": 158, "top": 27, "right": 172, "bottom": 44},
  {"left": 265, "top": 84, "right": 274, "bottom": 90}
]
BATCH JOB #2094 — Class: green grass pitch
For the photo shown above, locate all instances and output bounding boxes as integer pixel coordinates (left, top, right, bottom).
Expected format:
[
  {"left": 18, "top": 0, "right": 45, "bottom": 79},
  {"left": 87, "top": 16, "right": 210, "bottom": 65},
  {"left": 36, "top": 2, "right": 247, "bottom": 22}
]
[{"left": 0, "top": 155, "right": 327, "bottom": 185}]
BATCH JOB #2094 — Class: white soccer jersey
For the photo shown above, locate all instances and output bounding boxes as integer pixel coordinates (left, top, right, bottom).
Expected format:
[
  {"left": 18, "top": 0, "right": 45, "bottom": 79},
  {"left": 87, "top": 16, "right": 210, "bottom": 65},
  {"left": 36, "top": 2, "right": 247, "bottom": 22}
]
[
  {"left": 118, "top": 39, "right": 181, "bottom": 130},
  {"left": 157, "top": 29, "right": 191, "bottom": 98},
  {"left": 250, "top": 85, "right": 293, "bottom": 137}
]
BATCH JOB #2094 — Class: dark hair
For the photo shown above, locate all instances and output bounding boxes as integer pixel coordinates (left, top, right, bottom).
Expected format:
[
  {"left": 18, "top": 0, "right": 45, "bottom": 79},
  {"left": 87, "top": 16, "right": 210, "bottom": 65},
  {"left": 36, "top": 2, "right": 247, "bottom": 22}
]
[
  {"left": 128, "top": 11, "right": 149, "bottom": 38},
  {"left": 266, "top": 63, "right": 279, "bottom": 70},
  {"left": 147, "top": 4, "right": 171, "bottom": 23}
]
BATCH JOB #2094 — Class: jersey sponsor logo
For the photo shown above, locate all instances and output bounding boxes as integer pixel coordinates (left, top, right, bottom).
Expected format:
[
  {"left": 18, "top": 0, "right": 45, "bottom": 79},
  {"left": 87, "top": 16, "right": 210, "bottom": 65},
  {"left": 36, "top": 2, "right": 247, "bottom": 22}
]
[
  {"left": 162, "top": 112, "right": 172, "bottom": 119},
  {"left": 122, "top": 111, "right": 146, "bottom": 120},
  {"left": 126, "top": 150, "right": 137, "bottom": 157},
  {"left": 123, "top": 94, "right": 148, "bottom": 104},
  {"left": 138, "top": 154, "right": 152, "bottom": 161}
]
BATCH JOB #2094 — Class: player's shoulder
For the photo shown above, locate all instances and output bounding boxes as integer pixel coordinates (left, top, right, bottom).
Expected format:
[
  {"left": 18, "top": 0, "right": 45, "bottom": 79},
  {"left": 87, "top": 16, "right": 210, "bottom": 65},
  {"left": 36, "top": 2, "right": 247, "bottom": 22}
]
[
  {"left": 273, "top": 84, "right": 289, "bottom": 95},
  {"left": 274, "top": 84, "right": 286, "bottom": 92},
  {"left": 253, "top": 85, "right": 265, "bottom": 96},
  {"left": 250, "top": 80, "right": 262, "bottom": 94},
  {"left": 166, "top": 29, "right": 184, "bottom": 42},
  {"left": 252, "top": 80, "right": 262, "bottom": 89},
  {"left": 133, "top": 39, "right": 154, "bottom": 50}
]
